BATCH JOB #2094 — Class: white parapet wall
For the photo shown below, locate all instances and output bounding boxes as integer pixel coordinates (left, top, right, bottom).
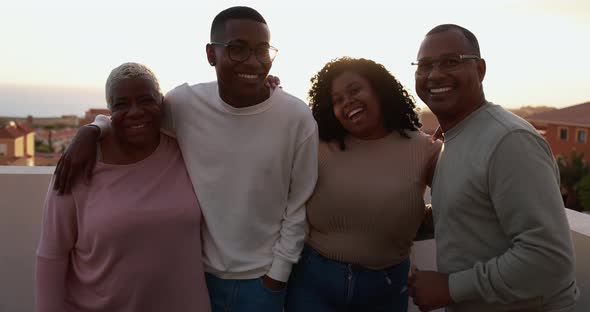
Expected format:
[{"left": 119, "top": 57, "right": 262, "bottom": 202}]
[
  {"left": 0, "top": 166, "right": 53, "bottom": 312},
  {"left": 0, "top": 166, "right": 589, "bottom": 312}
]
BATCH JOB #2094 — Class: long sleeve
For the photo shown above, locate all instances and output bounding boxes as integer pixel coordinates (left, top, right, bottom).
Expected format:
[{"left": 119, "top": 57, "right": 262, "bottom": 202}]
[
  {"left": 36, "top": 179, "right": 77, "bottom": 312},
  {"left": 267, "top": 126, "right": 319, "bottom": 282},
  {"left": 36, "top": 258, "right": 69, "bottom": 312},
  {"left": 448, "top": 131, "right": 576, "bottom": 304}
]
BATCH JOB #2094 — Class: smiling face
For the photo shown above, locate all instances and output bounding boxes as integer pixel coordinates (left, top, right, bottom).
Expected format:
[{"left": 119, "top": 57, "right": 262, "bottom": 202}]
[
  {"left": 109, "top": 78, "right": 162, "bottom": 148},
  {"left": 331, "top": 72, "right": 388, "bottom": 140},
  {"left": 206, "top": 19, "right": 272, "bottom": 107},
  {"left": 415, "top": 29, "right": 486, "bottom": 130}
]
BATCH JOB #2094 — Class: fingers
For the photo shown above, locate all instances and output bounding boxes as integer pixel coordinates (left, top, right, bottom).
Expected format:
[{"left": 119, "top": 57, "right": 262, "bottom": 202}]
[
  {"left": 264, "top": 78, "right": 273, "bottom": 88},
  {"left": 265, "top": 75, "right": 281, "bottom": 89}
]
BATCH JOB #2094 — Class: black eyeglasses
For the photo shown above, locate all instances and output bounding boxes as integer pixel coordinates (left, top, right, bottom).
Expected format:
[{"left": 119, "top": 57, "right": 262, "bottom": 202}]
[
  {"left": 210, "top": 42, "right": 278, "bottom": 64},
  {"left": 412, "top": 54, "right": 480, "bottom": 76}
]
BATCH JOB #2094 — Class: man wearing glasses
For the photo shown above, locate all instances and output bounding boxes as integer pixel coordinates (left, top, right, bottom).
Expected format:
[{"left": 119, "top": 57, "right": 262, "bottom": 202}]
[
  {"left": 408, "top": 24, "right": 578, "bottom": 312},
  {"left": 187, "top": 6, "right": 317, "bottom": 311},
  {"left": 53, "top": 6, "right": 317, "bottom": 312}
]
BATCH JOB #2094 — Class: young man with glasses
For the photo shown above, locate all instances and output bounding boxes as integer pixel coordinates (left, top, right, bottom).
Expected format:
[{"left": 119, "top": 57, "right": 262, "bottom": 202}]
[
  {"left": 408, "top": 24, "right": 578, "bottom": 312},
  {"left": 53, "top": 6, "right": 318, "bottom": 312}
]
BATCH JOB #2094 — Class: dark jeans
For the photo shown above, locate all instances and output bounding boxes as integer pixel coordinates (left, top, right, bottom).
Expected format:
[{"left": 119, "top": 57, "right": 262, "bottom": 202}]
[
  {"left": 205, "top": 272, "right": 286, "bottom": 312},
  {"left": 285, "top": 245, "right": 409, "bottom": 312}
]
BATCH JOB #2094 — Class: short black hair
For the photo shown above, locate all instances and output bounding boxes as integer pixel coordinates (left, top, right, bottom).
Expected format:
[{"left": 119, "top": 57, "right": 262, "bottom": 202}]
[
  {"left": 210, "top": 6, "right": 267, "bottom": 41},
  {"left": 426, "top": 24, "right": 480, "bottom": 57},
  {"left": 309, "top": 57, "right": 422, "bottom": 150}
]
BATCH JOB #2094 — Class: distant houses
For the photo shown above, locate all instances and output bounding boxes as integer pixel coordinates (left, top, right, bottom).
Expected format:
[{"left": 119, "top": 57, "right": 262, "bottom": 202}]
[
  {"left": 419, "top": 103, "right": 590, "bottom": 163},
  {"left": 418, "top": 105, "right": 558, "bottom": 136},
  {"left": 2, "top": 104, "right": 590, "bottom": 166},
  {"left": 0, "top": 121, "right": 35, "bottom": 165},
  {"left": 527, "top": 101, "right": 590, "bottom": 161},
  {"left": 79, "top": 108, "right": 111, "bottom": 126},
  {"left": 0, "top": 108, "right": 112, "bottom": 166},
  {"left": 0, "top": 115, "right": 79, "bottom": 128}
]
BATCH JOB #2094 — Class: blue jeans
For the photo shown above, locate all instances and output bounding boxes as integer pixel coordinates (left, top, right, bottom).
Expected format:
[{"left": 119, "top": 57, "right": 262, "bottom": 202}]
[
  {"left": 285, "top": 245, "right": 409, "bottom": 312},
  {"left": 205, "top": 273, "right": 286, "bottom": 312}
]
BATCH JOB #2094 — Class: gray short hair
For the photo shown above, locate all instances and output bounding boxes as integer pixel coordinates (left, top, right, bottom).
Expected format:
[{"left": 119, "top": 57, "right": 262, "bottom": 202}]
[{"left": 105, "top": 62, "right": 162, "bottom": 109}]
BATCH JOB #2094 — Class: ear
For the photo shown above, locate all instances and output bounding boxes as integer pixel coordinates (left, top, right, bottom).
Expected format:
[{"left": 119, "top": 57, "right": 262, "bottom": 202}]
[
  {"left": 206, "top": 44, "right": 216, "bottom": 66},
  {"left": 477, "top": 58, "right": 486, "bottom": 83}
]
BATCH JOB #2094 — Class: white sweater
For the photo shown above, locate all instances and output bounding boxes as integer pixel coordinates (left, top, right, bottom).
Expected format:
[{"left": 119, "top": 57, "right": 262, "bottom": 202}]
[{"left": 96, "top": 82, "right": 318, "bottom": 282}]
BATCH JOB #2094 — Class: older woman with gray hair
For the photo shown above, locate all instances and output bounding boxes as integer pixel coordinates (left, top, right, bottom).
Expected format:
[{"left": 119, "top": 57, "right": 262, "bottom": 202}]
[{"left": 35, "top": 63, "right": 210, "bottom": 312}]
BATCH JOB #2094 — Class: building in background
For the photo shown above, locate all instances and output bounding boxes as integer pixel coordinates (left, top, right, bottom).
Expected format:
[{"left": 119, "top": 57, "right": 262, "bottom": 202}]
[
  {"left": 36, "top": 128, "right": 79, "bottom": 153},
  {"left": 527, "top": 102, "right": 590, "bottom": 161},
  {"left": 79, "top": 108, "right": 110, "bottom": 126},
  {"left": 0, "top": 121, "right": 35, "bottom": 165},
  {"left": 0, "top": 115, "right": 79, "bottom": 128}
]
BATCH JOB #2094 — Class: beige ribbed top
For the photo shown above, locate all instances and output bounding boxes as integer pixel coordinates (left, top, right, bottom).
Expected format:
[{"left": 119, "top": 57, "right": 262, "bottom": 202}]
[{"left": 306, "top": 130, "right": 441, "bottom": 269}]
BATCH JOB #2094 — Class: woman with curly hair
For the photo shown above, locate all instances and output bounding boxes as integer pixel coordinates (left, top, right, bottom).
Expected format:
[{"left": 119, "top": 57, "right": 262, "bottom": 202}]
[{"left": 285, "top": 57, "right": 441, "bottom": 312}]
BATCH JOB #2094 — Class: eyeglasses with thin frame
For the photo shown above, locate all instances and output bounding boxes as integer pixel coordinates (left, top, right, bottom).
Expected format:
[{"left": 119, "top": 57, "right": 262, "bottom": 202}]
[
  {"left": 210, "top": 42, "right": 278, "bottom": 64},
  {"left": 412, "top": 54, "right": 480, "bottom": 76}
]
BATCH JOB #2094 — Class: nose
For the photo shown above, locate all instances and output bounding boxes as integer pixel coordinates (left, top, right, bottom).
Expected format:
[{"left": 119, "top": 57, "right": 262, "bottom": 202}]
[
  {"left": 242, "top": 49, "right": 262, "bottom": 67},
  {"left": 343, "top": 94, "right": 355, "bottom": 106},
  {"left": 126, "top": 102, "right": 145, "bottom": 118},
  {"left": 427, "top": 62, "right": 445, "bottom": 80}
]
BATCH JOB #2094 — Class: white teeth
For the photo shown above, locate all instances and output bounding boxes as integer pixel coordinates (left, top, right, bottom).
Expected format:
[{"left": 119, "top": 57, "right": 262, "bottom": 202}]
[
  {"left": 129, "top": 123, "right": 146, "bottom": 129},
  {"left": 430, "top": 87, "right": 452, "bottom": 94},
  {"left": 238, "top": 73, "right": 258, "bottom": 79},
  {"left": 347, "top": 107, "right": 364, "bottom": 119}
]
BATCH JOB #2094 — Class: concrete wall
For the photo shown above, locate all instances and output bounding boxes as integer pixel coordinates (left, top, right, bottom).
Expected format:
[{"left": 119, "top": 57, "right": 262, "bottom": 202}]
[
  {"left": 0, "top": 166, "right": 52, "bottom": 312},
  {"left": 0, "top": 167, "right": 589, "bottom": 312},
  {"left": 13, "top": 136, "right": 24, "bottom": 157},
  {"left": 566, "top": 209, "right": 590, "bottom": 310},
  {"left": 26, "top": 133, "right": 35, "bottom": 156}
]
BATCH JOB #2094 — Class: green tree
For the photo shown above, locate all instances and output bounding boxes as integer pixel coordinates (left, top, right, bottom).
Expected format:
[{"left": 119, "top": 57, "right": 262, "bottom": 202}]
[
  {"left": 557, "top": 151, "right": 589, "bottom": 210},
  {"left": 577, "top": 174, "right": 590, "bottom": 212}
]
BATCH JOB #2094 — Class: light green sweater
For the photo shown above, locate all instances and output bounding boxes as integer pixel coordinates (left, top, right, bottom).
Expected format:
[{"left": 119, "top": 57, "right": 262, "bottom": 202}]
[{"left": 432, "top": 102, "right": 579, "bottom": 312}]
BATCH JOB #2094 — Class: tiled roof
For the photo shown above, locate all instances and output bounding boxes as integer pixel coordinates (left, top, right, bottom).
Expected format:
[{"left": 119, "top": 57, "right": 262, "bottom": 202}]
[
  {"left": 15, "top": 122, "right": 34, "bottom": 134},
  {"left": 526, "top": 101, "right": 590, "bottom": 126},
  {"left": 0, "top": 121, "right": 35, "bottom": 139},
  {"left": 86, "top": 109, "right": 111, "bottom": 115}
]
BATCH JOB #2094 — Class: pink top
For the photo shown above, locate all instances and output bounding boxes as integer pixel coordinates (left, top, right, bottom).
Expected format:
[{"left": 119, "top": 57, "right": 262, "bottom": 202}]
[{"left": 36, "top": 134, "right": 210, "bottom": 312}]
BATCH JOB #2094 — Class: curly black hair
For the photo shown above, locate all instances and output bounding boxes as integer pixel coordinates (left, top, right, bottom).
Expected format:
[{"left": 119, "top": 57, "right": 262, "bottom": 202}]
[{"left": 309, "top": 57, "right": 422, "bottom": 150}]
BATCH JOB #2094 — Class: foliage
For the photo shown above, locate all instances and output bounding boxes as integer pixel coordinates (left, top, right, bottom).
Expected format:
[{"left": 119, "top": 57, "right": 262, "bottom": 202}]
[
  {"left": 557, "top": 151, "right": 589, "bottom": 188},
  {"left": 577, "top": 175, "right": 590, "bottom": 212},
  {"left": 35, "top": 142, "right": 54, "bottom": 153}
]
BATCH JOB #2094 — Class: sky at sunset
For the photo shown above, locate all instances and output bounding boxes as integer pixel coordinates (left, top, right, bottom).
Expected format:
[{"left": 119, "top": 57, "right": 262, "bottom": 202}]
[{"left": 1, "top": 0, "right": 589, "bottom": 116}]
